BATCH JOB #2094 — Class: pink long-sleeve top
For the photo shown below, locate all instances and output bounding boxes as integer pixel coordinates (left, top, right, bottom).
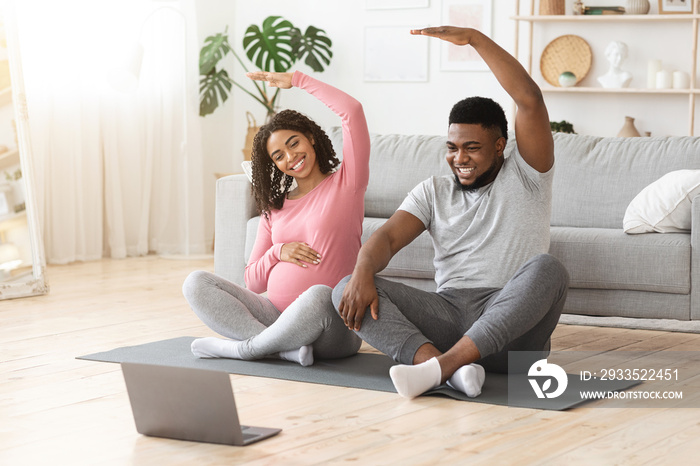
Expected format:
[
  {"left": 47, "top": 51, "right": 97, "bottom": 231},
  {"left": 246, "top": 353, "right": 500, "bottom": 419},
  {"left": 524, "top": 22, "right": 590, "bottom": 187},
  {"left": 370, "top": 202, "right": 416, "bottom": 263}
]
[{"left": 244, "top": 72, "right": 370, "bottom": 311}]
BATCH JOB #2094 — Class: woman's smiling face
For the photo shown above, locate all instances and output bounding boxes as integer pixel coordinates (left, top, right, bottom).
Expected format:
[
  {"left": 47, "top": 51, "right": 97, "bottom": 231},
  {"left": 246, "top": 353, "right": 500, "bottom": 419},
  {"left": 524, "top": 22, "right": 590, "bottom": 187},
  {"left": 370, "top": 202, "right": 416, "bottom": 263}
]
[{"left": 266, "top": 129, "right": 319, "bottom": 179}]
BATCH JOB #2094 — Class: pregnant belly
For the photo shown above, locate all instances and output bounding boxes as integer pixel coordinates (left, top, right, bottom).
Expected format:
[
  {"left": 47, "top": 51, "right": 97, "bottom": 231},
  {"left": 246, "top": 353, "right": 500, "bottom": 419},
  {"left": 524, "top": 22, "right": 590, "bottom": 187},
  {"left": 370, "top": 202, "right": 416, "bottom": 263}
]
[{"left": 266, "top": 261, "right": 334, "bottom": 311}]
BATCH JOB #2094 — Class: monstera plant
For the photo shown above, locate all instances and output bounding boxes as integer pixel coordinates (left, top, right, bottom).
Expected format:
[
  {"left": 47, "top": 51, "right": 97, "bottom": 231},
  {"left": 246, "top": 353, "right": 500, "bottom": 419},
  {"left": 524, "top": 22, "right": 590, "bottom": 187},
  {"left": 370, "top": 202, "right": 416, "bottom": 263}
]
[{"left": 199, "top": 16, "right": 333, "bottom": 118}]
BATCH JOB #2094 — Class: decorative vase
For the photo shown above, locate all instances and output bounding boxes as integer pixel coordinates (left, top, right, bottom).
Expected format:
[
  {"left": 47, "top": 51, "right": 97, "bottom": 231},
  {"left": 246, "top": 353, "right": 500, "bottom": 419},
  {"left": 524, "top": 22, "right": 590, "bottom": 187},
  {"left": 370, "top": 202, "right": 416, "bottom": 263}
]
[
  {"left": 617, "top": 116, "right": 641, "bottom": 137},
  {"left": 558, "top": 71, "right": 577, "bottom": 87},
  {"left": 625, "top": 0, "right": 650, "bottom": 14}
]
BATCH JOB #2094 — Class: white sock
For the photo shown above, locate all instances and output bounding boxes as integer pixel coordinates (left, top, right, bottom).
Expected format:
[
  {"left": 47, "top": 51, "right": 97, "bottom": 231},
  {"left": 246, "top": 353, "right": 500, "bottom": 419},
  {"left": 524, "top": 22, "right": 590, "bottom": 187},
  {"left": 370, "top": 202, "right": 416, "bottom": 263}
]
[
  {"left": 191, "top": 337, "right": 243, "bottom": 359},
  {"left": 447, "top": 364, "right": 486, "bottom": 398},
  {"left": 191, "top": 337, "right": 314, "bottom": 367},
  {"left": 389, "top": 357, "right": 442, "bottom": 399},
  {"left": 278, "top": 345, "right": 314, "bottom": 367}
]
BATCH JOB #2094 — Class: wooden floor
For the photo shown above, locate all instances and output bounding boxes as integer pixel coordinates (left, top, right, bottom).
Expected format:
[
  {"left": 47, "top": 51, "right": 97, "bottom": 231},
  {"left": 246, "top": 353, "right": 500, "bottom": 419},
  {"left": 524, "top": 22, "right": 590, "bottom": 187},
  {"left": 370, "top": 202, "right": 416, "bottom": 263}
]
[{"left": 3, "top": 256, "right": 700, "bottom": 465}]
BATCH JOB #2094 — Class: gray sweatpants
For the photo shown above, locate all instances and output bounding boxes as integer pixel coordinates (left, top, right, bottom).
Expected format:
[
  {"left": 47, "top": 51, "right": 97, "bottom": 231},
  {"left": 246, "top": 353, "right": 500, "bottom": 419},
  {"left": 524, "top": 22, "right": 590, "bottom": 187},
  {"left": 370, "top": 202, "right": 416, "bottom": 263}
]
[
  {"left": 332, "top": 254, "right": 569, "bottom": 373},
  {"left": 183, "top": 271, "right": 361, "bottom": 360}
]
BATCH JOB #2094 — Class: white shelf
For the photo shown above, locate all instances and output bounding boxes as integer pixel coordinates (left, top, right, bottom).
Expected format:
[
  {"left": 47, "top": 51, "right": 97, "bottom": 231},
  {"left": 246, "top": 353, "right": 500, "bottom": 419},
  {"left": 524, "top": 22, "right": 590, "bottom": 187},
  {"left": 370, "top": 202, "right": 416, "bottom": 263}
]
[
  {"left": 0, "top": 148, "right": 19, "bottom": 171},
  {"left": 513, "top": 14, "right": 699, "bottom": 22},
  {"left": 513, "top": 5, "right": 700, "bottom": 136},
  {"left": 541, "top": 87, "right": 697, "bottom": 94},
  {"left": 0, "top": 209, "right": 26, "bottom": 231}
]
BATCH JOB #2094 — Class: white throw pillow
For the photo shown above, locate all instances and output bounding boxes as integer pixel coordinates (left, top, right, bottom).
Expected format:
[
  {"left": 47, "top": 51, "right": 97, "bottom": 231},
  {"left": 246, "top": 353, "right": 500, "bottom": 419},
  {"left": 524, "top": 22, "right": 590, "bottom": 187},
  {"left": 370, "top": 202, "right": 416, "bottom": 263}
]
[
  {"left": 240, "top": 160, "right": 298, "bottom": 191},
  {"left": 241, "top": 161, "right": 253, "bottom": 183},
  {"left": 623, "top": 169, "right": 700, "bottom": 234}
]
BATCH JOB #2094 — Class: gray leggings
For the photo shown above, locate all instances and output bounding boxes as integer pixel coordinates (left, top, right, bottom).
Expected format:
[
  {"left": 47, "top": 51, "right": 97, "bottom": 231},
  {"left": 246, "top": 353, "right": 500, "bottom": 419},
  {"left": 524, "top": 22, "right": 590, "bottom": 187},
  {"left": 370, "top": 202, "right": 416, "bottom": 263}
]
[
  {"left": 183, "top": 271, "right": 361, "bottom": 360},
  {"left": 332, "top": 254, "right": 569, "bottom": 373}
]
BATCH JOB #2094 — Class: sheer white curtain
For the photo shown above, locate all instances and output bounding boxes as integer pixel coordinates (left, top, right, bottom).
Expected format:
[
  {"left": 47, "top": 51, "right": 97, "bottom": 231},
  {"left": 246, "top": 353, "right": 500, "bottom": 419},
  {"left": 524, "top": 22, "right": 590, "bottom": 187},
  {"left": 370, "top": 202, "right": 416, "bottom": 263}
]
[{"left": 15, "top": 0, "right": 206, "bottom": 264}]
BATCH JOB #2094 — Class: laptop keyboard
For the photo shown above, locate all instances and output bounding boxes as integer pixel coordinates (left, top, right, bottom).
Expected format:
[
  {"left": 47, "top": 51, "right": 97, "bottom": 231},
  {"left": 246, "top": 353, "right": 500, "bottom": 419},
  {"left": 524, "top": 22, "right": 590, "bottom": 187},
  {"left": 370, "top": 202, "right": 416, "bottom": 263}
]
[{"left": 241, "top": 425, "right": 257, "bottom": 441}]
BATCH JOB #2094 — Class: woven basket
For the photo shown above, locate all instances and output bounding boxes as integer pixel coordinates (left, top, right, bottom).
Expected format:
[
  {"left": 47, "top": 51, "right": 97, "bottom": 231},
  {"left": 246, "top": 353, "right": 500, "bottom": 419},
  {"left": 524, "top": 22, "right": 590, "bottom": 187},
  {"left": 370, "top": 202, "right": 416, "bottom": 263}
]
[
  {"left": 242, "top": 112, "right": 259, "bottom": 162},
  {"left": 539, "top": 0, "right": 565, "bottom": 15},
  {"left": 540, "top": 35, "right": 592, "bottom": 87}
]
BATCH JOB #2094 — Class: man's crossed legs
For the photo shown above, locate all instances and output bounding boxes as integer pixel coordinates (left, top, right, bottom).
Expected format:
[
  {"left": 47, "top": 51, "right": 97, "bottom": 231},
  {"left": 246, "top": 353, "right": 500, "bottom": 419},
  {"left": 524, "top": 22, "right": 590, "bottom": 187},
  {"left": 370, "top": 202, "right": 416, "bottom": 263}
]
[{"left": 332, "top": 254, "right": 570, "bottom": 398}]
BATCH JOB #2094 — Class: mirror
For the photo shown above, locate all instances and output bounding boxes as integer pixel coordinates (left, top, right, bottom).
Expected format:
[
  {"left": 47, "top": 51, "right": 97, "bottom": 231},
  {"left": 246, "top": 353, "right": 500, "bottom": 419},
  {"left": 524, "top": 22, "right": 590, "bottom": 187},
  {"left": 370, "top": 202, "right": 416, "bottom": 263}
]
[{"left": 0, "top": 5, "right": 47, "bottom": 299}]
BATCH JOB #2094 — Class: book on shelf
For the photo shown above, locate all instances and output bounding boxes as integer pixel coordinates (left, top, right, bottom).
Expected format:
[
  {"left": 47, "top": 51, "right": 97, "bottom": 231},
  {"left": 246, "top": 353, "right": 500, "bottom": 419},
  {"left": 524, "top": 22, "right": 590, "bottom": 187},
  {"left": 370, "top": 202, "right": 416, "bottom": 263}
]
[{"left": 583, "top": 6, "right": 626, "bottom": 14}]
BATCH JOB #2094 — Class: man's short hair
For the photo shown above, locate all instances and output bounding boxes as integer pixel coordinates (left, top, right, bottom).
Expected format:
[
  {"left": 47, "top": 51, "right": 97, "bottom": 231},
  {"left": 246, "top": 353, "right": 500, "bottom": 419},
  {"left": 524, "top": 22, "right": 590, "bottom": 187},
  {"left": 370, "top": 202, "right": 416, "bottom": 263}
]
[{"left": 449, "top": 97, "right": 508, "bottom": 142}]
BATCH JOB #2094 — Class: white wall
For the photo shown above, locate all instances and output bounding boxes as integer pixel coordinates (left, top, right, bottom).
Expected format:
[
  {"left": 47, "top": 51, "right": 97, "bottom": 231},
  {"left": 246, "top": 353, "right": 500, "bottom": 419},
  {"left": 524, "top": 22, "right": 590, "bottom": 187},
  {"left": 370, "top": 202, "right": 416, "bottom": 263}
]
[
  {"left": 194, "top": 0, "right": 695, "bottom": 241},
  {"left": 194, "top": 0, "right": 516, "bottom": 242}
]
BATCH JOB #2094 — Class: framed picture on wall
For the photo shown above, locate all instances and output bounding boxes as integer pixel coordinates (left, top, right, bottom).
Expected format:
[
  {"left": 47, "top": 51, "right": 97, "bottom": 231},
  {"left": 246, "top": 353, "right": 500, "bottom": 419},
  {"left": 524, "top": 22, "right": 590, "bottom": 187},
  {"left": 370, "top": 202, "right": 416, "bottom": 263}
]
[
  {"left": 366, "top": 0, "right": 430, "bottom": 9},
  {"left": 658, "top": 0, "right": 693, "bottom": 13},
  {"left": 440, "top": 0, "right": 492, "bottom": 71},
  {"left": 364, "top": 26, "right": 429, "bottom": 82}
]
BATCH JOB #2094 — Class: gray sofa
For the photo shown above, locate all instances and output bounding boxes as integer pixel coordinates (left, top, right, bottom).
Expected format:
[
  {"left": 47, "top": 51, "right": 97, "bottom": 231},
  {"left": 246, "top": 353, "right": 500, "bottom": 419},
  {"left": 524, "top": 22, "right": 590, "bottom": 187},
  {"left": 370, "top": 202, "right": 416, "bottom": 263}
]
[{"left": 215, "top": 129, "right": 700, "bottom": 322}]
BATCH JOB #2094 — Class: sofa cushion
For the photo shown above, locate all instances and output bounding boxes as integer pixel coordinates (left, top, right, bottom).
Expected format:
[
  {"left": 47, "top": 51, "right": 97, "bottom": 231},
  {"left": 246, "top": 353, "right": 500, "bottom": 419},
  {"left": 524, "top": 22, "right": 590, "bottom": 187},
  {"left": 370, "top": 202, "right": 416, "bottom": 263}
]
[
  {"left": 362, "top": 217, "right": 435, "bottom": 280},
  {"left": 549, "top": 226, "right": 690, "bottom": 294},
  {"left": 328, "top": 127, "right": 453, "bottom": 218},
  {"left": 246, "top": 221, "right": 690, "bottom": 294},
  {"left": 623, "top": 169, "right": 700, "bottom": 234},
  {"left": 244, "top": 217, "right": 260, "bottom": 264},
  {"left": 551, "top": 134, "right": 700, "bottom": 229}
]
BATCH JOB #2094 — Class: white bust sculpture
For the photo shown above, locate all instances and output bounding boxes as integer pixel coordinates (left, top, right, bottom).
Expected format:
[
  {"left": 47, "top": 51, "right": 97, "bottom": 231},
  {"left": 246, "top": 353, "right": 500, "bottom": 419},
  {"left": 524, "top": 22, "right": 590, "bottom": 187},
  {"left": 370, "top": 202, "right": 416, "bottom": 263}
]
[{"left": 597, "top": 41, "right": 632, "bottom": 89}]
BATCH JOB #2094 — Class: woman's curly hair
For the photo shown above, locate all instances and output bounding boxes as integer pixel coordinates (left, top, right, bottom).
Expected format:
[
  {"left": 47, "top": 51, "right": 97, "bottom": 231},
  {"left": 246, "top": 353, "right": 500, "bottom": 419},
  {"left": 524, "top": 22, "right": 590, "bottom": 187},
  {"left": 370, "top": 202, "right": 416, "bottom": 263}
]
[{"left": 251, "top": 109, "right": 339, "bottom": 215}]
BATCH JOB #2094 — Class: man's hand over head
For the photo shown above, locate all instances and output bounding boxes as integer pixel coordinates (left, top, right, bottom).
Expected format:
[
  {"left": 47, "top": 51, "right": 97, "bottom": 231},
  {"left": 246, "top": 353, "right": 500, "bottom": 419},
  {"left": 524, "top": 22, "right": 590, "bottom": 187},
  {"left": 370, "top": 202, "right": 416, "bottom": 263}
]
[{"left": 410, "top": 26, "right": 474, "bottom": 46}]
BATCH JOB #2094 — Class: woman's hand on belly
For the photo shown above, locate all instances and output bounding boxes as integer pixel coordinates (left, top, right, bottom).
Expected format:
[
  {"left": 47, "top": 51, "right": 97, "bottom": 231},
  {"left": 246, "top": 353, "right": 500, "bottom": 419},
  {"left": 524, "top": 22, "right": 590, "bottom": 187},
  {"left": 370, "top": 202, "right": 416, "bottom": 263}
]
[{"left": 280, "top": 242, "right": 322, "bottom": 268}]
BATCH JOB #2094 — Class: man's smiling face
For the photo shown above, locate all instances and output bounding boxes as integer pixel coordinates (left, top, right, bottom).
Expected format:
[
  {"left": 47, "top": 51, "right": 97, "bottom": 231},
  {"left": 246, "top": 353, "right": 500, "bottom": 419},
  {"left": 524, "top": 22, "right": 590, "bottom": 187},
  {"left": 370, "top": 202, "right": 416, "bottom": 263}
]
[{"left": 446, "top": 123, "right": 505, "bottom": 192}]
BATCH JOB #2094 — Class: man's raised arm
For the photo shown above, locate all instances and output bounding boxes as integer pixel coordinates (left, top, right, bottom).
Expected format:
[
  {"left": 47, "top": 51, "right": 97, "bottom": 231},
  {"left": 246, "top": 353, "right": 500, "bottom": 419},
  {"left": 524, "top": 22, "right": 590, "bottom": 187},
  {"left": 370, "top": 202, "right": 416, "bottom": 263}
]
[
  {"left": 411, "top": 27, "right": 553, "bottom": 173},
  {"left": 337, "top": 211, "right": 425, "bottom": 330}
]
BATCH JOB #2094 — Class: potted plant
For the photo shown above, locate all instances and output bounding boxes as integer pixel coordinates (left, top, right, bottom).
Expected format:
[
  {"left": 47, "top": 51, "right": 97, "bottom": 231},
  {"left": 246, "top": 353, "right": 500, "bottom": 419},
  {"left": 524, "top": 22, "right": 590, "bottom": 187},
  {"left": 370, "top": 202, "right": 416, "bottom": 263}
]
[
  {"left": 550, "top": 120, "right": 576, "bottom": 134},
  {"left": 199, "top": 16, "right": 333, "bottom": 119}
]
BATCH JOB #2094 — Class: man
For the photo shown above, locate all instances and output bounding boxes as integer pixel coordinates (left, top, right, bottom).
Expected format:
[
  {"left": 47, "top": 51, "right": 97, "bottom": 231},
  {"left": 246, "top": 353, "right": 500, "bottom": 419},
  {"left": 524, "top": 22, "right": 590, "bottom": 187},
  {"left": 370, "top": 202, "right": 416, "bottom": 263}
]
[{"left": 332, "top": 27, "right": 569, "bottom": 399}]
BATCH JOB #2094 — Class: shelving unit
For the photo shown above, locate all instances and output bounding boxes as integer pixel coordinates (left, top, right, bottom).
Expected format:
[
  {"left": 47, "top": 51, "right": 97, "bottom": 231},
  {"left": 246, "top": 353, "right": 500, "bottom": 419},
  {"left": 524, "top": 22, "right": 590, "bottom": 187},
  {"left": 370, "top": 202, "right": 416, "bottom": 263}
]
[
  {"left": 0, "top": 84, "right": 16, "bottom": 172},
  {"left": 0, "top": 209, "right": 26, "bottom": 230},
  {"left": 0, "top": 148, "right": 18, "bottom": 171},
  {"left": 0, "top": 77, "right": 26, "bottom": 266},
  {"left": 512, "top": 2, "right": 700, "bottom": 136}
]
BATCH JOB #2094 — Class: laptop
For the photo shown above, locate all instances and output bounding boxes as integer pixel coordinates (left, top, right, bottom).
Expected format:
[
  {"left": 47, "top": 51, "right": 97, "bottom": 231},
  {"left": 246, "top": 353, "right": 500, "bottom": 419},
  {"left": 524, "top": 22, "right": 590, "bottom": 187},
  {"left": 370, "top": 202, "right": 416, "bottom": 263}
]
[{"left": 121, "top": 362, "right": 281, "bottom": 446}]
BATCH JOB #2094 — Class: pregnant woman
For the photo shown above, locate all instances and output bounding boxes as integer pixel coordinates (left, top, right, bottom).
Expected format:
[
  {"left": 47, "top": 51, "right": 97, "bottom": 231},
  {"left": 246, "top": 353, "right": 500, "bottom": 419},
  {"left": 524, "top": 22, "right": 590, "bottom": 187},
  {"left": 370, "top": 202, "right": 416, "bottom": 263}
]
[{"left": 183, "top": 70, "right": 370, "bottom": 366}]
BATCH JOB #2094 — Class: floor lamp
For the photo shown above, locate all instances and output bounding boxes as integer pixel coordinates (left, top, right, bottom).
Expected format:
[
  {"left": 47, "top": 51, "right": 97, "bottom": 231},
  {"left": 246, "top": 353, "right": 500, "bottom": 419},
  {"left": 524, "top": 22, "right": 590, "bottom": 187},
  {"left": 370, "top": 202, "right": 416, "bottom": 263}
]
[{"left": 110, "top": 2, "right": 209, "bottom": 259}]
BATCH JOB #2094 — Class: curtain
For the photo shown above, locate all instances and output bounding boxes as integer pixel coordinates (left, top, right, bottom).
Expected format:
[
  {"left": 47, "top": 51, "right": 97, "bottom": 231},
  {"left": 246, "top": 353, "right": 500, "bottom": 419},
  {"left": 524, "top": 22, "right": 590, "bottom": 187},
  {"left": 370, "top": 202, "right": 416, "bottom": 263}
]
[{"left": 15, "top": 0, "right": 206, "bottom": 263}]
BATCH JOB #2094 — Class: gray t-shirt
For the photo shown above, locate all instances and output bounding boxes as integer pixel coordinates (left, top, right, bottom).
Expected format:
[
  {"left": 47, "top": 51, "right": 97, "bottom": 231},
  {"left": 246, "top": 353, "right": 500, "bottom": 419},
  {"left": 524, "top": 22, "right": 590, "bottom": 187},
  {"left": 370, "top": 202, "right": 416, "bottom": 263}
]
[{"left": 398, "top": 148, "right": 554, "bottom": 291}]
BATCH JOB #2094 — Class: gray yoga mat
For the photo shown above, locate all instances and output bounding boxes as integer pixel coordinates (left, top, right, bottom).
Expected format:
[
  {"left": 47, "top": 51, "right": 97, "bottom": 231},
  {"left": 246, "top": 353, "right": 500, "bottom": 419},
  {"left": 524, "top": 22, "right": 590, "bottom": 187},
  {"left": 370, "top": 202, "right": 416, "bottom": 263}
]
[{"left": 77, "top": 336, "right": 637, "bottom": 410}]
